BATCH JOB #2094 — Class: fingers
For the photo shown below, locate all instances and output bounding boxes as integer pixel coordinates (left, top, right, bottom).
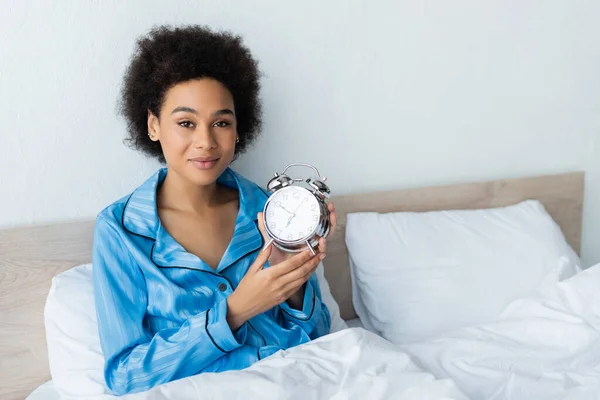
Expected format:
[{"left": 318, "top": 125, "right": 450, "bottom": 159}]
[
  {"left": 249, "top": 240, "right": 272, "bottom": 273},
  {"left": 279, "top": 251, "right": 323, "bottom": 285},
  {"left": 257, "top": 212, "right": 278, "bottom": 253},
  {"left": 328, "top": 202, "right": 335, "bottom": 213},
  {"left": 281, "top": 255, "right": 321, "bottom": 292},
  {"left": 317, "top": 237, "right": 327, "bottom": 254},
  {"left": 327, "top": 202, "right": 337, "bottom": 238},
  {"left": 268, "top": 248, "right": 315, "bottom": 276}
]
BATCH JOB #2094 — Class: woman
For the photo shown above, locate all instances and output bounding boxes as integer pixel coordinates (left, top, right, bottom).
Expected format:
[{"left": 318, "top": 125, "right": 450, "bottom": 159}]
[{"left": 92, "top": 25, "right": 335, "bottom": 396}]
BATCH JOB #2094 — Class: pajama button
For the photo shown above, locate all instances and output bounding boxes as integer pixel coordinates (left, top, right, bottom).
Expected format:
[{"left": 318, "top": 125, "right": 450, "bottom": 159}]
[{"left": 218, "top": 282, "right": 227, "bottom": 292}]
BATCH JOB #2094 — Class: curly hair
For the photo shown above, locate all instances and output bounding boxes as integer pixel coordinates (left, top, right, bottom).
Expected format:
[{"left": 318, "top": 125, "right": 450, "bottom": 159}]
[{"left": 118, "top": 25, "right": 263, "bottom": 163}]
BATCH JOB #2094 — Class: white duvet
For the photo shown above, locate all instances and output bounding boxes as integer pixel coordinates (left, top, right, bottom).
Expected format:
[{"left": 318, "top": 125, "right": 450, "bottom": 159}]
[
  {"left": 51, "top": 328, "right": 466, "bottom": 400},
  {"left": 404, "top": 262, "right": 600, "bottom": 400},
  {"left": 32, "top": 264, "right": 600, "bottom": 400}
]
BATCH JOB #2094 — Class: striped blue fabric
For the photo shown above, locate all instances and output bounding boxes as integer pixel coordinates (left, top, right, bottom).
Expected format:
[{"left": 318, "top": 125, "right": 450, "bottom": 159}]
[{"left": 92, "top": 167, "right": 331, "bottom": 395}]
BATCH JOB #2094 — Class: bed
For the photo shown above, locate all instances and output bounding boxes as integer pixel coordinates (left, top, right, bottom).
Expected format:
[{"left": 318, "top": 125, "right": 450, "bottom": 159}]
[{"left": 0, "top": 170, "right": 588, "bottom": 399}]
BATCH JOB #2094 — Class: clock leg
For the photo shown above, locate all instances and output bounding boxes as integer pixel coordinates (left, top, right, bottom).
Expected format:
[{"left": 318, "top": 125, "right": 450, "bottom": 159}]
[
  {"left": 306, "top": 240, "right": 316, "bottom": 256},
  {"left": 263, "top": 237, "right": 274, "bottom": 251}
]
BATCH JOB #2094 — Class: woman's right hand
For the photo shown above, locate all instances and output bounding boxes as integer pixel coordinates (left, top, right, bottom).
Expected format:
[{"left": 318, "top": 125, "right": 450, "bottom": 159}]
[{"left": 226, "top": 243, "right": 324, "bottom": 331}]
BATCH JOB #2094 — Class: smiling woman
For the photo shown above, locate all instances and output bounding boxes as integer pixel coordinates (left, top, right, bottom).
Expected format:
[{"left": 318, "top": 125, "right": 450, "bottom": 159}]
[
  {"left": 147, "top": 78, "right": 238, "bottom": 186},
  {"left": 89, "top": 25, "right": 337, "bottom": 396}
]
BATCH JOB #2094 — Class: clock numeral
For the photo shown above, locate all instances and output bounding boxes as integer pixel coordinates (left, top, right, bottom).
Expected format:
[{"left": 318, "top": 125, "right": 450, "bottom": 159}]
[
  {"left": 283, "top": 194, "right": 289, "bottom": 201},
  {"left": 287, "top": 234, "right": 293, "bottom": 240},
  {"left": 293, "top": 191, "right": 300, "bottom": 199},
  {"left": 270, "top": 221, "right": 276, "bottom": 228},
  {"left": 310, "top": 204, "right": 317, "bottom": 211},
  {"left": 298, "top": 231, "right": 304, "bottom": 238},
  {"left": 268, "top": 210, "right": 274, "bottom": 217},
  {"left": 275, "top": 201, "right": 281, "bottom": 207},
  {"left": 312, "top": 215, "right": 318, "bottom": 221},
  {"left": 277, "top": 229, "right": 282, "bottom": 235}
]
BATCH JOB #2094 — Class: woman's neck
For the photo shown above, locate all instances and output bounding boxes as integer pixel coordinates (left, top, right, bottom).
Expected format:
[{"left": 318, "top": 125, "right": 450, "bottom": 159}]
[{"left": 157, "top": 169, "right": 220, "bottom": 215}]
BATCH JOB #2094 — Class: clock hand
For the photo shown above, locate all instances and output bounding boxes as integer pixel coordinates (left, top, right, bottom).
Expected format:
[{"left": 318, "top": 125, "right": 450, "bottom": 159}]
[
  {"left": 283, "top": 215, "right": 293, "bottom": 230},
  {"left": 283, "top": 198, "right": 305, "bottom": 231},
  {"left": 278, "top": 204, "right": 295, "bottom": 216},
  {"left": 292, "top": 197, "right": 306, "bottom": 215},
  {"left": 280, "top": 198, "right": 306, "bottom": 236}
]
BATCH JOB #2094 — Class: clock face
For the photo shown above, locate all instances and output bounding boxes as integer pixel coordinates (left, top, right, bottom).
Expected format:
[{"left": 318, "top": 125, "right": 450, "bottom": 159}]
[{"left": 264, "top": 186, "right": 321, "bottom": 242}]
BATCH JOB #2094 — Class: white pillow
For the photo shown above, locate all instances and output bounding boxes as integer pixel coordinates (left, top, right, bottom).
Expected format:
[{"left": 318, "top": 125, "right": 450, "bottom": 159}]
[
  {"left": 44, "top": 264, "right": 109, "bottom": 397},
  {"left": 44, "top": 262, "right": 347, "bottom": 397},
  {"left": 345, "top": 200, "right": 582, "bottom": 345}
]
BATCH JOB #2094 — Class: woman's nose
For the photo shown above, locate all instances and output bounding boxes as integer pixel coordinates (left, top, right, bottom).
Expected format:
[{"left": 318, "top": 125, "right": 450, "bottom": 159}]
[{"left": 193, "top": 124, "right": 217, "bottom": 149}]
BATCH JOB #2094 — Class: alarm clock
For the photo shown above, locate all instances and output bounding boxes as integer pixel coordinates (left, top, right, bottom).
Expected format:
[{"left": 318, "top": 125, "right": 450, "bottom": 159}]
[{"left": 262, "top": 163, "right": 331, "bottom": 255}]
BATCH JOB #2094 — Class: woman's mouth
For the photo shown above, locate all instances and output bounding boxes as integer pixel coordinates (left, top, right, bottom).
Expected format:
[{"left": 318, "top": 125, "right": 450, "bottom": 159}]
[{"left": 189, "top": 157, "right": 220, "bottom": 169}]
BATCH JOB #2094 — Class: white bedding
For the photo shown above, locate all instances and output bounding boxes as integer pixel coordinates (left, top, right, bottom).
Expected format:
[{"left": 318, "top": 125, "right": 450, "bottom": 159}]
[
  {"left": 29, "top": 328, "right": 466, "bottom": 400},
  {"left": 30, "top": 264, "right": 600, "bottom": 400},
  {"left": 344, "top": 317, "right": 364, "bottom": 329},
  {"left": 403, "top": 263, "right": 600, "bottom": 400},
  {"left": 28, "top": 381, "right": 60, "bottom": 400}
]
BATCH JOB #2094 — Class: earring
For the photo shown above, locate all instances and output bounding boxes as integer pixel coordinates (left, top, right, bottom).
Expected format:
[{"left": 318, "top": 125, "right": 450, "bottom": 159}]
[
  {"left": 148, "top": 132, "right": 154, "bottom": 139},
  {"left": 236, "top": 136, "right": 240, "bottom": 143}
]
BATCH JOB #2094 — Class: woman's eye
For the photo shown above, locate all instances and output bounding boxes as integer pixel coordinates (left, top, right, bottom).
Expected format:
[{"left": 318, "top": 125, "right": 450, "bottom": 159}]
[
  {"left": 214, "top": 121, "right": 230, "bottom": 128},
  {"left": 178, "top": 121, "right": 194, "bottom": 128}
]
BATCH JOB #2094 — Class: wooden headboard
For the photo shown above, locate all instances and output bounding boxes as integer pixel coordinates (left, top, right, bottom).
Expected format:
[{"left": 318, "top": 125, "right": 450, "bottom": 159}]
[{"left": 0, "top": 171, "right": 585, "bottom": 399}]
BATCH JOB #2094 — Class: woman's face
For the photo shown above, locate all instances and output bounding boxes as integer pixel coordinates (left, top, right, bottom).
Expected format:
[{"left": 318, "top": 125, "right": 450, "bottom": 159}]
[{"left": 148, "top": 78, "right": 238, "bottom": 187}]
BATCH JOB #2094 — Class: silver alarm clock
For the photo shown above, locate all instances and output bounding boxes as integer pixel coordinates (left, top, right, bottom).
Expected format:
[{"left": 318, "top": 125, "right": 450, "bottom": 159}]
[{"left": 263, "top": 163, "right": 331, "bottom": 255}]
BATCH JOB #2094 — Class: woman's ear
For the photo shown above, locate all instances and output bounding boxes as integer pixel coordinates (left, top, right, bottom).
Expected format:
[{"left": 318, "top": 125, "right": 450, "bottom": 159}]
[{"left": 147, "top": 109, "right": 160, "bottom": 141}]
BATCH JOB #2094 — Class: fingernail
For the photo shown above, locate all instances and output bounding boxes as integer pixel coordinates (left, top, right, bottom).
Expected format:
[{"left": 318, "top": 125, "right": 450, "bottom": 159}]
[{"left": 319, "top": 254, "right": 326, "bottom": 260}]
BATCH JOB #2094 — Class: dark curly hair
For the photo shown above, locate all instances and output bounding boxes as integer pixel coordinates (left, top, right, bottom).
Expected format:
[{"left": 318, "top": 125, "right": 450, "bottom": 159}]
[{"left": 118, "top": 25, "right": 263, "bottom": 163}]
